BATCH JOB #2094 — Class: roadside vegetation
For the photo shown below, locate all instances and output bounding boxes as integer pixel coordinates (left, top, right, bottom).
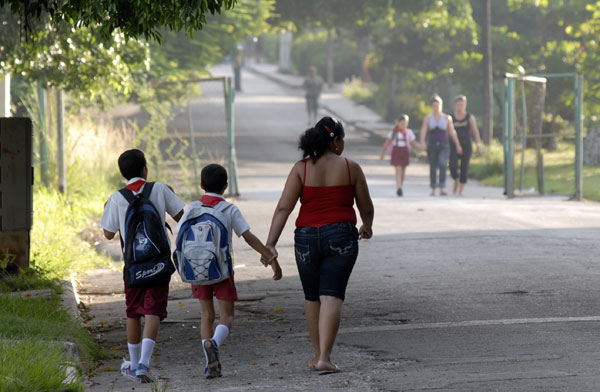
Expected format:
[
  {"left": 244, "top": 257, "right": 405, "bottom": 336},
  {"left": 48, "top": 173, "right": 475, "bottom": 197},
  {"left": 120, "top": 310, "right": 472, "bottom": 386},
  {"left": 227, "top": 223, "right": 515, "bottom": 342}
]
[{"left": 470, "top": 142, "right": 600, "bottom": 201}]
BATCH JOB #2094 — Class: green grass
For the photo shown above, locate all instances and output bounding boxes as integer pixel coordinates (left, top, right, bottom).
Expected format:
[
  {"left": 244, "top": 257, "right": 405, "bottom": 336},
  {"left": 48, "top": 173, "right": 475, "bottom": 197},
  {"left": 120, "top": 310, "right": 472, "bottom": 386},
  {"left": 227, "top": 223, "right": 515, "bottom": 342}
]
[
  {"left": 29, "top": 186, "right": 116, "bottom": 279},
  {"left": 0, "top": 338, "right": 80, "bottom": 392},
  {"left": 470, "top": 142, "right": 600, "bottom": 201},
  {"left": 0, "top": 290, "right": 109, "bottom": 391}
]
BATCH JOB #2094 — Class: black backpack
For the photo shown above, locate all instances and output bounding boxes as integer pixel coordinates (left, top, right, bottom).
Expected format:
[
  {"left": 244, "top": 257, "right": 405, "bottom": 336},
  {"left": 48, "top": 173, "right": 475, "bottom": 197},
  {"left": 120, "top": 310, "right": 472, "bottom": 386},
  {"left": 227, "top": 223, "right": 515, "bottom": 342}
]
[{"left": 119, "top": 182, "right": 175, "bottom": 288}]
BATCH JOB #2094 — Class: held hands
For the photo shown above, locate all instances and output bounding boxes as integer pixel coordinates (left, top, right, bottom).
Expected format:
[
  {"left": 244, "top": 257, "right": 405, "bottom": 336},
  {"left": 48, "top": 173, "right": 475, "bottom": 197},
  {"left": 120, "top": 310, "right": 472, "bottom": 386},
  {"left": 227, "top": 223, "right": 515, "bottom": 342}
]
[
  {"left": 260, "top": 245, "right": 282, "bottom": 280},
  {"left": 358, "top": 225, "right": 373, "bottom": 240}
]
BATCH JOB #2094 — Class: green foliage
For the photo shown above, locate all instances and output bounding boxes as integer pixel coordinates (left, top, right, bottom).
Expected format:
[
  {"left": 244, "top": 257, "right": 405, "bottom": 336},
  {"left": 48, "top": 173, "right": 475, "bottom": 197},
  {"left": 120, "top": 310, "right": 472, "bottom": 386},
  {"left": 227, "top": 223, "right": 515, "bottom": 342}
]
[
  {"left": 342, "top": 77, "right": 376, "bottom": 103},
  {"left": 0, "top": 0, "right": 237, "bottom": 43},
  {"left": 470, "top": 141, "right": 600, "bottom": 201},
  {"left": 290, "top": 30, "right": 361, "bottom": 82},
  {"left": 30, "top": 187, "right": 114, "bottom": 279},
  {"left": 0, "top": 338, "right": 81, "bottom": 392},
  {"left": 469, "top": 141, "right": 505, "bottom": 180},
  {"left": 0, "top": 292, "right": 108, "bottom": 389}
]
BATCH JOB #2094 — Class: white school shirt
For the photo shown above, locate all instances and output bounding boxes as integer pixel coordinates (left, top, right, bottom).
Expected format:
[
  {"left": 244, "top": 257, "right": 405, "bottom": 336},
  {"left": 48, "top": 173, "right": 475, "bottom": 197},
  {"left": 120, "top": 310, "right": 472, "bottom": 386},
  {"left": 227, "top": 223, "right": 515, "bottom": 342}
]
[
  {"left": 176, "top": 193, "right": 251, "bottom": 239},
  {"left": 100, "top": 178, "right": 186, "bottom": 240},
  {"left": 387, "top": 128, "right": 416, "bottom": 147}
]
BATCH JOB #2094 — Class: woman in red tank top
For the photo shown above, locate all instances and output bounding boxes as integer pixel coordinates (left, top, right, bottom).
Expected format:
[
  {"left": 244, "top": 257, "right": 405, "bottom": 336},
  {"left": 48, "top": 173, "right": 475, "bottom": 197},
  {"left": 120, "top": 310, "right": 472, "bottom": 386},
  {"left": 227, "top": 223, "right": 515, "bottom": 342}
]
[{"left": 264, "top": 117, "right": 374, "bottom": 373}]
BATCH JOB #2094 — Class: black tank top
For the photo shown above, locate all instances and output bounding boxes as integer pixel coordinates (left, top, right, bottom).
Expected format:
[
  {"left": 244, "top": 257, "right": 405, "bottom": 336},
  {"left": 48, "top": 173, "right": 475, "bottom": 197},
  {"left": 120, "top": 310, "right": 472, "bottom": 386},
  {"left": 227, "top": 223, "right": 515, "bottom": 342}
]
[{"left": 451, "top": 113, "right": 471, "bottom": 144}]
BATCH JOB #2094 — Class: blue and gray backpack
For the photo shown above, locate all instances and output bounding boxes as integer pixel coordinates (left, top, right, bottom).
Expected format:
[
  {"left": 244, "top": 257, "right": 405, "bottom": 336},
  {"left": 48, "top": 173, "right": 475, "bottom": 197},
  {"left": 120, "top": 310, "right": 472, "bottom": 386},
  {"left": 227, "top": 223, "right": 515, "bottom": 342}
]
[
  {"left": 119, "top": 182, "right": 175, "bottom": 288},
  {"left": 173, "top": 203, "right": 232, "bottom": 285}
]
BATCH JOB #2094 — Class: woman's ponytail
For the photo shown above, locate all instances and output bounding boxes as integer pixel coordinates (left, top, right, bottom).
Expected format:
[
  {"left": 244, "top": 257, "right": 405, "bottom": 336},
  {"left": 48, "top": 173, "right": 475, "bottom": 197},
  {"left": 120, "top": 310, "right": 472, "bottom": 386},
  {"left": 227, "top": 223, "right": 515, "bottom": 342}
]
[{"left": 298, "top": 117, "right": 345, "bottom": 163}]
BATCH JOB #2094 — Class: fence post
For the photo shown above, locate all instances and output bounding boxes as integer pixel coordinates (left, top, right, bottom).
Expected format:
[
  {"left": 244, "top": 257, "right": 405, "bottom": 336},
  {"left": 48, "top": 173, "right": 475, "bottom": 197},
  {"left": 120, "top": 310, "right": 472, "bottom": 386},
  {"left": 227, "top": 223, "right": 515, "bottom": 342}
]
[
  {"left": 37, "top": 82, "right": 49, "bottom": 187},
  {"left": 225, "top": 77, "right": 239, "bottom": 197},
  {"left": 574, "top": 74, "right": 583, "bottom": 200},
  {"left": 56, "top": 89, "right": 66, "bottom": 194}
]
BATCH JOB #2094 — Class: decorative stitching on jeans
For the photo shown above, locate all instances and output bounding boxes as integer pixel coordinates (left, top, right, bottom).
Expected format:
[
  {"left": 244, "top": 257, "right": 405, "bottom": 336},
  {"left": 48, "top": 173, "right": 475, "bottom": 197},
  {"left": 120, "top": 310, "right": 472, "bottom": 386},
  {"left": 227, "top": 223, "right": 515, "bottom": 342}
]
[{"left": 294, "top": 244, "right": 310, "bottom": 264}]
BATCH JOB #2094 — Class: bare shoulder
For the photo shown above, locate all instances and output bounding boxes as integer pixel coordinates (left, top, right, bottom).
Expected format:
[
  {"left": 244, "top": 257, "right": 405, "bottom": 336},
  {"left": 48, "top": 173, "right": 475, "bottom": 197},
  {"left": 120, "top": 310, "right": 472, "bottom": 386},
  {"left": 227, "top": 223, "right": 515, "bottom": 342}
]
[
  {"left": 345, "top": 158, "right": 364, "bottom": 176},
  {"left": 446, "top": 114, "right": 454, "bottom": 123}
]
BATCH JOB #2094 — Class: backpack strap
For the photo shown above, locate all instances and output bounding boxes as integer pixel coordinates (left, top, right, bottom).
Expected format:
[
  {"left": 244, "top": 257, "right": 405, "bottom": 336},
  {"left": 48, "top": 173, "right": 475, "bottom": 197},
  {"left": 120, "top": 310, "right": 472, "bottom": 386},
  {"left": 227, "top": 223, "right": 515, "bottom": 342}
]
[
  {"left": 118, "top": 188, "right": 135, "bottom": 203},
  {"left": 141, "top": 181, "right": 155, "bottom": 199}
]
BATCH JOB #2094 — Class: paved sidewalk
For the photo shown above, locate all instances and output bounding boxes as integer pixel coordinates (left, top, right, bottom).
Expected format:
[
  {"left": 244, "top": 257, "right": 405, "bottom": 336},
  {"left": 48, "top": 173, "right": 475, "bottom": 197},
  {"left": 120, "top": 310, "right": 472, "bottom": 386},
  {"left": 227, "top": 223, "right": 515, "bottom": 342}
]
[
  {"left": 245, "top": 63, "right": 393, "bottom": 141},
  {"left": 80, "top": 63, "right": 600, "bottom": 392}
]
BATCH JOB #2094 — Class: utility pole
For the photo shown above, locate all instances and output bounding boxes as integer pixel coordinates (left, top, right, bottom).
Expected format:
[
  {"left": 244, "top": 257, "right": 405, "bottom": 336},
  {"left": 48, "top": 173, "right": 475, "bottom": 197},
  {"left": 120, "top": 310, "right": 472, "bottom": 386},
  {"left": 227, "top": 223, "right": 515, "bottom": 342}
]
[
  {"left": 482, "top": 0, "right": 493, "bottom": 144},
  {"left": 326, "top": 29, "right": 334, "bottom": 87},
  {"left": 0, "top": 73, "right": 10, "bottom": 117},
  {"left": 56, "top": 89, "right": 66, "bottom": 194}
]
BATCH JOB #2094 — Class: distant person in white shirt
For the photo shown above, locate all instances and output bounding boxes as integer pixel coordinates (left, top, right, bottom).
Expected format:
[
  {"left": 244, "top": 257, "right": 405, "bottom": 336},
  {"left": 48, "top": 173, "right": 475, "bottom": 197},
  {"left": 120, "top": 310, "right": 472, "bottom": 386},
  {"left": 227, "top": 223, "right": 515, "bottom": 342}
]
[{"left": 101, "top": 149, "right": 185, "bottom": 383}]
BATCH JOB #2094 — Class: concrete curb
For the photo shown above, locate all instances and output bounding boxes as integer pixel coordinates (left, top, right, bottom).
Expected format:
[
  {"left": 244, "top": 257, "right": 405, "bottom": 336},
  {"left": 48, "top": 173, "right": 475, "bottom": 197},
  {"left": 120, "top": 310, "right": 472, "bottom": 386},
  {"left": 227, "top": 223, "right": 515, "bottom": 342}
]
[{"left": 60, "top": 278, "right": 85, "bottom": 389}]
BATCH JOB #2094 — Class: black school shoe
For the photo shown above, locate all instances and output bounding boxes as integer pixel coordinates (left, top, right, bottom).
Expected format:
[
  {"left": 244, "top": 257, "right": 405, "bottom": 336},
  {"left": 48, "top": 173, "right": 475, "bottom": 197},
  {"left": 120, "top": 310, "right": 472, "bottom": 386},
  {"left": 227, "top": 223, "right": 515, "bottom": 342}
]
[{"left": 396, "top": 188, "right": 403, "bottom": 197}]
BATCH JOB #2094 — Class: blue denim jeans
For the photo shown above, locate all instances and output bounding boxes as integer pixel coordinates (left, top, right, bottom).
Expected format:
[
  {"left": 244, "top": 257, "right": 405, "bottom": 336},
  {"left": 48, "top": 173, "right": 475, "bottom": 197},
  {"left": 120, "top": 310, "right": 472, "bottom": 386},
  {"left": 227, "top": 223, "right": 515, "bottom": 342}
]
[
  {"left": 294, "top": 222, "right": 359, "bottom": 301},
  {"left": 427, "top": 141, "right": 450, "bottom": 189}
]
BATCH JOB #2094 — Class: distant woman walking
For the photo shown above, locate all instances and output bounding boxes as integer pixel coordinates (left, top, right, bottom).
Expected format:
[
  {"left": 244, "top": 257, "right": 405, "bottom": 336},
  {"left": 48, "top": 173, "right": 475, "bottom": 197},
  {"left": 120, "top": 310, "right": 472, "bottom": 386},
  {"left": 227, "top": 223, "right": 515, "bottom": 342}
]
[
  {"left": 450, "top": 95, "right": 482, "bottom": 196},
  {"left": 264, "top": 116, "right": 374, "bottom": 372},
  {"left": 419, "top": 94, "right": 463, "bottom": 196}
]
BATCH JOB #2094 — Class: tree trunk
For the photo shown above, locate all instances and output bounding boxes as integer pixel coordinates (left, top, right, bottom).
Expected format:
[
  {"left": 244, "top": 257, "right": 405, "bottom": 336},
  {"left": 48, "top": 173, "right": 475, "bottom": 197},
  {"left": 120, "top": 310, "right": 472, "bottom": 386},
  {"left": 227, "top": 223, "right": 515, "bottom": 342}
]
[
  {"left": 482, "top": 0, "right": 493, "bottom": 144},
  {"left": 327, "top": 29, "right": 334, "bottom": 87}
]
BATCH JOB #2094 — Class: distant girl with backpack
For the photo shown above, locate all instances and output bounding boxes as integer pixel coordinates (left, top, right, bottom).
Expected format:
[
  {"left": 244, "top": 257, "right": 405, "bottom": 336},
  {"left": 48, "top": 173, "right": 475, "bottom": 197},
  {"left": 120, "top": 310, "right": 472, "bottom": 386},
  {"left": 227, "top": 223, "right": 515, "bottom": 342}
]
[{"left": 379, "top": 115, "right": 422, "bottom": 196}]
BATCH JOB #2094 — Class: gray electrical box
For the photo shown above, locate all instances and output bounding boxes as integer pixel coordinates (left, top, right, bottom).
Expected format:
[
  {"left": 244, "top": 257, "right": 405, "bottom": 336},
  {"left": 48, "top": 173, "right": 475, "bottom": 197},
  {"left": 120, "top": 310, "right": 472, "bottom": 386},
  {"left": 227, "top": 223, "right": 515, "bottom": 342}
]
[{"left": 0, "top": 118, "right": 33, "bottom": 268}]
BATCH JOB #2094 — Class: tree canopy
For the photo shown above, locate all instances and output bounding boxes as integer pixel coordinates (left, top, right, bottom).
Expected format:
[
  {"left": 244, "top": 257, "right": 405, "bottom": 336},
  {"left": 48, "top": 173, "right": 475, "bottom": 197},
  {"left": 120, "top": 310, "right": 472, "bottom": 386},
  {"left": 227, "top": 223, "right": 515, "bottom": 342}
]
[{"left": 0, "top": 0, "right": 237, "bottom": 42}]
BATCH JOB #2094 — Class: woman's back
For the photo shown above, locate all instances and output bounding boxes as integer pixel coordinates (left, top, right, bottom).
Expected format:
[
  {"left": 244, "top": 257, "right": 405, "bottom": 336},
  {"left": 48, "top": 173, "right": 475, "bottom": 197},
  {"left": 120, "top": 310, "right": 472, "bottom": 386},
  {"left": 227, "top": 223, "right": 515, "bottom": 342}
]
[
  {"left": 297, "top": 155, "right": 356, "bottom": 228},
  {"left": 303, "top": 155, "right": 353, "bottom": 187}
]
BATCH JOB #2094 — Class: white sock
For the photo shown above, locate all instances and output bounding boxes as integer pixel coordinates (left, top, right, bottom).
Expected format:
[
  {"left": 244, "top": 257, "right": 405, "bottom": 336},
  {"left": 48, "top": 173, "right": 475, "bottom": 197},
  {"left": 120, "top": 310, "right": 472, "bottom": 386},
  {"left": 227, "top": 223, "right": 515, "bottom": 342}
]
[
  {"left": 139, "top": 338, "right": 155, "bottom": 368},
  {"left": 212, "top": 324, "right": 229, "bottom": 347},
  {"left": 127, "top": 342, "right": 141, "bottom": 370}
]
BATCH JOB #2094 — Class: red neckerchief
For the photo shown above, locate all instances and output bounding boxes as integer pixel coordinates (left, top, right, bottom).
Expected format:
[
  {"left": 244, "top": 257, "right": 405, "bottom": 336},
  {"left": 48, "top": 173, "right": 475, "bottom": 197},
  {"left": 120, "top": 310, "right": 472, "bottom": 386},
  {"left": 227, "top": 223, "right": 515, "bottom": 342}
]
[
  {"left": 125, "top": 179, "right": 146, "bottom": 192},
  {"left": 200, "top": 194, "right": 225, "bottom": 207}
]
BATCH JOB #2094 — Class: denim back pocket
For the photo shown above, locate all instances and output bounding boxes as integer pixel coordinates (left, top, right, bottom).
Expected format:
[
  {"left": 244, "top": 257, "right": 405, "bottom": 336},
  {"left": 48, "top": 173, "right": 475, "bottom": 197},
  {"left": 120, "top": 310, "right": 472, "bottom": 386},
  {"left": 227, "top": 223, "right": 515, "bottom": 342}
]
[
  {"left": 328, "top": 238, "right": 357, "bottom": 257},
  {"left": 294, "top": 243, "right": 312, "bottom": 265}
]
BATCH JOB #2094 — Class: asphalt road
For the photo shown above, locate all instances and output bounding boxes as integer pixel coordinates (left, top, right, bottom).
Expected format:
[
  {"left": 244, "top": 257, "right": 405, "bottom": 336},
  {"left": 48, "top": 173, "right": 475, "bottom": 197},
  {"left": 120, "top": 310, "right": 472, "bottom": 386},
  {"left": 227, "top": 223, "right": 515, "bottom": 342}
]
[{"left": 83, "top": 64, "right": 600, "bottom": 392}]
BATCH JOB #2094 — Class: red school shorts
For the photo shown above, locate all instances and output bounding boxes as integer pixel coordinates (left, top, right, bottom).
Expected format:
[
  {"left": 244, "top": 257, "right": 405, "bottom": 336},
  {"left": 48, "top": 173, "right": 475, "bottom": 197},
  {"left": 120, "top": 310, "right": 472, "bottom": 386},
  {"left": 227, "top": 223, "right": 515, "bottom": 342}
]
[
  {"left": 192, "top": 274, "right": 238, "bottom": 301},
  {"left": 124, "top": 276, "right": 171, "bottom": 319}
]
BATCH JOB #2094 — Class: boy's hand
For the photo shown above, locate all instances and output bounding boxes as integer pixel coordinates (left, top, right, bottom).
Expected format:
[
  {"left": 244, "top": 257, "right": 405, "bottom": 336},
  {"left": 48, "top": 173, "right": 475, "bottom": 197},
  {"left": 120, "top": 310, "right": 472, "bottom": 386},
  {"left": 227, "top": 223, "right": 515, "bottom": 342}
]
[
  {"left": 261, "top": 245, "right": 278, "bottom": 266},
  {"left": 271, "top": 260, "right": 283, "bottom": 280}
]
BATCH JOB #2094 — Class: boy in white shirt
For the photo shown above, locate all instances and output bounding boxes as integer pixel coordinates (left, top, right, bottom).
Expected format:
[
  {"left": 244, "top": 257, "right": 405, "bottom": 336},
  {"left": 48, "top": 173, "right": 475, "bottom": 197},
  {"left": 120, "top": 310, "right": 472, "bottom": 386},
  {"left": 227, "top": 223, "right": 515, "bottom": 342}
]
[
  {"left": 101, "top": 149, "right": 185, "bottom": 383},
  {"left": 176, "top": 163, "right": 282, "bottom": 379}
]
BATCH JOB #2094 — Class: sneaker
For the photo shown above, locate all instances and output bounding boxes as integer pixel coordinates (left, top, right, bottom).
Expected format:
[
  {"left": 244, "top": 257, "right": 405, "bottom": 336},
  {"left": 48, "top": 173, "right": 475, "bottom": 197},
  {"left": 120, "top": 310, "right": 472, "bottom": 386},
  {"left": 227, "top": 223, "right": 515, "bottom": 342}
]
[
  {"left": 120, "top": 361, "right": 139, "bottom": 383},
  {"left": 136, "top": 363, "right": 156, "bottom": 383},
  {"left": 203, "top": 339, "right": 222, "bottom": 379},
  {"left": 396, "top": 188, "right": 403, "bottom": 197}
]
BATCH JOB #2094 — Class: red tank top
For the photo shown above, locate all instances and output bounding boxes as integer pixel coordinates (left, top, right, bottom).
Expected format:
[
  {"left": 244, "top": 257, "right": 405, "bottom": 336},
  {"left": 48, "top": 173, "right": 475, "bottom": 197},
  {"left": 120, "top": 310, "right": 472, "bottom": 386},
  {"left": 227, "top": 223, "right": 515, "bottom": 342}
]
[{"left": 295, "top": 158, "right": 357, "bottom": 228}]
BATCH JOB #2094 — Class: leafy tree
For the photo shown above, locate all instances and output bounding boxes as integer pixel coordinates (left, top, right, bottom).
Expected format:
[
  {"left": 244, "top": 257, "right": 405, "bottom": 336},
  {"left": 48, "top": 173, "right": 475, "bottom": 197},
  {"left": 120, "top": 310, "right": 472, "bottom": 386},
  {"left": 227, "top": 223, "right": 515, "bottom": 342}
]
[{"left": 0, "top": 0, "right": 237, "bottom": 42}]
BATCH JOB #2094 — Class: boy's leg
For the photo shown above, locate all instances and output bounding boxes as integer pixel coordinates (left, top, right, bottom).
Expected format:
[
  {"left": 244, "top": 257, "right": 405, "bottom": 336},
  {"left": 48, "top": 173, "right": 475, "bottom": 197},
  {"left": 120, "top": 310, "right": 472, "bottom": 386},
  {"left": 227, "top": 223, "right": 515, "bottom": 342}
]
[
  {"left": 305, "top": 299, "right": 321, "bottom": 367},
  {"left": 126, "top": 317, "right": 142, "bottom": 370},
  {"left": 214, "top": 299, "right": 235, "bottom": 346},
  {"left": 138, "top": 315, "right": 160, "bottom": 368},
  {"left": 200, "top": 299, "right": 216, "bottom": 340}
]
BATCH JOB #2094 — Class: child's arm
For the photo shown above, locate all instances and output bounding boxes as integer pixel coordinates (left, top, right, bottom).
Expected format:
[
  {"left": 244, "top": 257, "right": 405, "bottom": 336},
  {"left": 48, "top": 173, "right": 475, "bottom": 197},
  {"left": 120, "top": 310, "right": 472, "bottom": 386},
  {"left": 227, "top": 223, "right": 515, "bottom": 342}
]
[
  {"left": 380, "top": 138, "right": 392, "bottom": 159},
  {"left": 241, "top": 230, "right": 282, "bottom": 280}
]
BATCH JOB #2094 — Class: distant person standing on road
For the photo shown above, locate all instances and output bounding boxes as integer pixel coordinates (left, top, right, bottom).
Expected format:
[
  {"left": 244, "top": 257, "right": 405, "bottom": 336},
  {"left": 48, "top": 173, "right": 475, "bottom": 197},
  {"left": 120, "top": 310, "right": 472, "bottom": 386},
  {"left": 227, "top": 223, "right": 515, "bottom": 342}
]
[
  {"left": 450, "top": 95, "right": 482, "bottom": 196},
  {"left": 303, "top": 66, "right": 324, "bottom": 125},
  {"left": 379, "top": 114, "right": 422, "bottom": 196},
  {"left": 233, "top": 53, "right": 243, "bottom": 92},
  {"left": 264, "top": 116, "right": 374, "bottom": 373},
  {"left": 420, "top": 94, "right": 463, "bottom": 196}
]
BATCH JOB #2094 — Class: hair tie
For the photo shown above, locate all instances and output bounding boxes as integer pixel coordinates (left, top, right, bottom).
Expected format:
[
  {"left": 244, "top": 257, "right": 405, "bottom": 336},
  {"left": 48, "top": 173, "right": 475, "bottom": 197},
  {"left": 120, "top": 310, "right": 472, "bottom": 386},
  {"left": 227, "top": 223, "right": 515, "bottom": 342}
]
[{"left": 325, "top": 126, "right": 335, "bottom": 138}]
